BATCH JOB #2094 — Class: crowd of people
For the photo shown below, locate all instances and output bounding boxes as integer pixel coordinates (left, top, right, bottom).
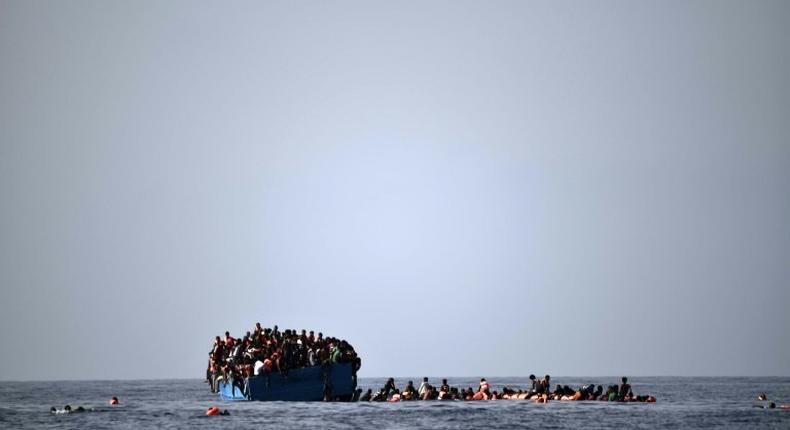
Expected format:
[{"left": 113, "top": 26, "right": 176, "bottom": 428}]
[
  {"left": 355, "top": 376, "right": 657, "bottom": 403},
  {"left": 206, "top": 323, "right": 361, "bottom": 393}
]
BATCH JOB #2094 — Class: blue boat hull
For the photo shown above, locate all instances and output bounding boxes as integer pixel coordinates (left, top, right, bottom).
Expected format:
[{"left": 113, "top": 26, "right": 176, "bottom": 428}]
[{"left": 218, "top": 363, "right": 355, "bottom": 401}]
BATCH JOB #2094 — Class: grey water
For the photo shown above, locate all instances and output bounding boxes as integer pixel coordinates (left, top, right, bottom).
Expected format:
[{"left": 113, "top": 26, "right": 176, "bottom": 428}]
[{"left": 1, "top": 377, "right": 788, "bottom": 429}]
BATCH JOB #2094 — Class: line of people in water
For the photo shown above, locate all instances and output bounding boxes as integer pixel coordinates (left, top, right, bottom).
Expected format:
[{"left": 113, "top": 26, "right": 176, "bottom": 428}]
[
  {"left": 50, "top": 397, "right": 120, "bottom": 414},
  {"left": 206, "top": 324, "right": 361, "bottom": 393},
  {"left": 754, "top": 393, "right": 790, "bottom": 409},
  {"left": 354, "top": 376, "right": 657, "bottom": 403}
]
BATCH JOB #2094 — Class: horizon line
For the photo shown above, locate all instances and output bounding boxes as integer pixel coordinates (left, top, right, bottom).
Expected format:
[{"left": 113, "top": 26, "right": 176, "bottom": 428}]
[{"left": 2, "top": 374, "right": 789, "bottom": 383}]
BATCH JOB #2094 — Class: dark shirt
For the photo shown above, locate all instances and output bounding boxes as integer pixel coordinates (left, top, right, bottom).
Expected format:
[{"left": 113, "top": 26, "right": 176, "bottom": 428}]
[{"left": 618, "top": 383, "right": 631, "bottom": 399}]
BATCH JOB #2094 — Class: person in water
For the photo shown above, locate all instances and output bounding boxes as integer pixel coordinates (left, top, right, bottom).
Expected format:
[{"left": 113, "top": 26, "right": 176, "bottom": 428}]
[{"left": 51, "top": 405, "right": 88, "bottom": 414}]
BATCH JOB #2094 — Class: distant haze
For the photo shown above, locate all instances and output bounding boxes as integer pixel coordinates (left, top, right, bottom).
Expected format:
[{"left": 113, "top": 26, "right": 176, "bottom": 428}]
[{"left": 1, "top": 1, "right": 789, "bottom": 380}]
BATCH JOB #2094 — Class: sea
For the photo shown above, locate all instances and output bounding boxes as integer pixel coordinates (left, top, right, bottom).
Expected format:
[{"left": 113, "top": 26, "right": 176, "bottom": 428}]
[{"left": 1, "top": 377, "right": 788, "bottom": 429}]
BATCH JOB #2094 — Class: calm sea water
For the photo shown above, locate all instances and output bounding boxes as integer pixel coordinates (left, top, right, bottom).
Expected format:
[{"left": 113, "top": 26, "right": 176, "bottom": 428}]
[{"left": 1, "top": 377, "right": 788, "bottom": 429}]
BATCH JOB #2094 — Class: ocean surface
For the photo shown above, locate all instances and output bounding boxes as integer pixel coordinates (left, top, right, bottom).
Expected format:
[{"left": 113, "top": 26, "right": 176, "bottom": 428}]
[{"left": 1, "top": 377, "right": 788, "bottom": 429}]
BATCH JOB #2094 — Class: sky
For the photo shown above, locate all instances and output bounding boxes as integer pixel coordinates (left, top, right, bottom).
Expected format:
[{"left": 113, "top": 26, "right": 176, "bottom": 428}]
[{"left": 1, "top": 1, "right": 789, "bottom": 381}]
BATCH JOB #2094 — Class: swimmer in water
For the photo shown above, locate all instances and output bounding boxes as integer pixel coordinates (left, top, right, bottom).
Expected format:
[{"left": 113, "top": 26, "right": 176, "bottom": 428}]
[
  {"left": 110, "top": 396, "right": 119, "bottom": 405},
  {"left": 51, "top": 405, "right": 87, "bottom": 414},
  {"left": 206, "top": 406, "right": 230, "bottom": 416}
]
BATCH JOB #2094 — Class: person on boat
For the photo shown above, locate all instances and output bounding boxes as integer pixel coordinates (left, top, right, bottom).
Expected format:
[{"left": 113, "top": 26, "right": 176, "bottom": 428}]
[
  {"left": 471, "top": 379, "right": 492, "bottom": 400},
  {"left": 330, "top": 344, "right": 342, "bottom": 363},
  {"left": 527, "top": 374, "right": 539, "bottom": 398},
  {"left": 318, "top": 345, "right": 330, "bottom": 365},
  {"left": 383, "top": 378, "right": 397, "bottom": 396},
  {"left": 618, "top": 377, "right": 631, "bottom": 401},
  {"left": 542, "top": 375, "right": 551, "bottom": 394},
  {"left": 420, "top": 384, "right": 433, "bottom": 400},
  {"left": 402, "top": 381, "right": 417, "bottom": 400},
  {"left": 253, "top": 359, "right": 265, "bottom": 375},
  {"left": 478, "top": 378, "right": 490, "bottom": 393},
  {"left": 371, "top": 389, "right": 387, "bottom": 402},
  {"left": 212, "top": 336, "right": 224, "bottom": 357},
  {"left": 418, "top": 377, "right": 429, "bottom": 398},
  {"left": 360, "top": 389, "right": 373, "bottom": 402},
  {"left": 388, "top": 389, "right": 402, "bottom": 402},
  {"left": 608, "top": 385, "right": 619, "bottom": 401},
  {"left": 438, "top": 381, "right": 450, "bottom": 400},
  {"left": 224, "top": 331, "right": 235, "bottom": 348}
]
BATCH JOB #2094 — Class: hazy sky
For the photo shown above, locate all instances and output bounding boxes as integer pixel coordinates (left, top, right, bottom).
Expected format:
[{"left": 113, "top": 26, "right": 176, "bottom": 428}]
[{"left": 1, "top": 1, "right": 789, "bottom": 381}]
